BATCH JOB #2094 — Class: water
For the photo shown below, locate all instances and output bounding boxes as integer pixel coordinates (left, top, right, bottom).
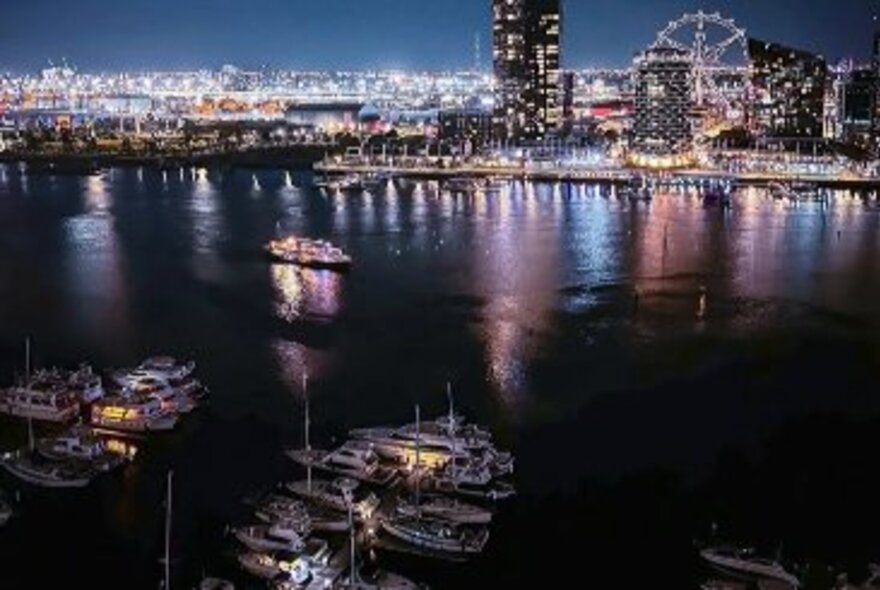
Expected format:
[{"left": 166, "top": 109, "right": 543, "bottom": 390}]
[{"left": 0, "top": 167, "right": 879, "bottom": 588}]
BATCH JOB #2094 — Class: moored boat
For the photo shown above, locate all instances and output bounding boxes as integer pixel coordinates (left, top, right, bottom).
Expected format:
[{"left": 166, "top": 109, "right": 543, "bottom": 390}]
[
  {"left": 395, "top": 493, "right": 492, "bottom": 525},
  {"left": 380, "top": 514, "right": 489, "bottom": 555},
  {"left": 36, "top": 425, "right": 127, "bottom": 472},
  {"left": 286, "top": 478, "right": 380, "bottom": 520},
  {"left": 700, "top": 547, "right": 801, "bottom": 588},
  {"left": 0, "top": 452, "right": 95, "bottom": 488},
  {"left": 286, "top": 440, "right": 397, "bottom": 486},
  {"left": 90, "top": 396, "right": 178, "bottom": 433},
  {"left": 0, "top": 382, "right": 79, "bottom": 423},
  {"left": 233, "top": 522, "right": 308, "bottom": 553}
]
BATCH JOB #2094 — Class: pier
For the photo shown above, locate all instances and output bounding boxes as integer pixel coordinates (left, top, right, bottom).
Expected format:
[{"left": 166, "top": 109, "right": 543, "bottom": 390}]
[{"left": 314, "top": 159, "right": 880, "bottom": 190}]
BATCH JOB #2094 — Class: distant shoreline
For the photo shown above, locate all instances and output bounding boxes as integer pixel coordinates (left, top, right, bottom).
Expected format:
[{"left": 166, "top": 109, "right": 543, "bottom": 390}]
[{"left": 0, "top": 144, "right": 335, "bottom": 172}]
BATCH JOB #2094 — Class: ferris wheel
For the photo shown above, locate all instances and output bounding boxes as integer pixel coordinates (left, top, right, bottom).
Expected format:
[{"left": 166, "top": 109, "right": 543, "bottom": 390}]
[{"left": 654, "top": 11, "right": 749, "bottom": 107}]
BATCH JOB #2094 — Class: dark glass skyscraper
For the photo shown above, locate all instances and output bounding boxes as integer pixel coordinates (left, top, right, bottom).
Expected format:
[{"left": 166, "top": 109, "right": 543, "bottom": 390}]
[
  {"left": 630, "top": 46, "right": 694, "bottom": 166},
  {"left": 748, "top": 38, "right": 827, "bottom": 139},
  {"left": 492, "top": 0, "right": 561, "bottom": 142}
]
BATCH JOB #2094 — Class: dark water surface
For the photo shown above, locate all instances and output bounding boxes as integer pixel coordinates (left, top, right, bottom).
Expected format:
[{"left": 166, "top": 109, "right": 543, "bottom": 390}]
[{"left": 1, "top": 167, "right": 879, "bottom": 588}]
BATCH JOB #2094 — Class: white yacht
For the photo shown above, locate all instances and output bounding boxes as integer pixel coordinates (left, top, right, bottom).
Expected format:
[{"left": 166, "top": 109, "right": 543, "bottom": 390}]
[
  {"left": 138, "top": 356, "right": 196, "bottom": 383},
  {"left": 286, "top": 478, "right": 380, "bottom": 520},
  {"left": 234, "top": 522, "right": 308, "bottom": 553},
  {"left": 380, "top": 514, "right": 489, "bottom": 555},
  {"left": 90, "top": 396, "right": 178, "bottom": 433},
  {"left": 700, "top": 547, "right": 801, "bottom": 588},
  {"left": 395, "top": 493, "right": 492, "bottom": 525},
  {"left": 0, "top": 452, "right": 94, "bottom": 488},
  {"left": 286, "top": 440, "right": 397, "bottom": 486},
  {"left": 36, "top": 426, "right": 127, "bottom": 472},
  {"left": 0, "top": 381, "right": 80, "bottom": 423}
]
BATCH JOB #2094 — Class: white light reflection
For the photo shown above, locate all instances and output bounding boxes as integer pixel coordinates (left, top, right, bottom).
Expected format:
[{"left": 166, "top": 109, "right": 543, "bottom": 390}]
[{"left": 271, "top": 264, "right": 342, "bottom": 323}]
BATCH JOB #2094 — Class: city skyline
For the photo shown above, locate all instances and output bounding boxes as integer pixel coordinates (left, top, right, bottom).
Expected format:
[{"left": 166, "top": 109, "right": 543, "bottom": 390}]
[{"left": 0, "top": 0, "right": 874, "bottom": 72}]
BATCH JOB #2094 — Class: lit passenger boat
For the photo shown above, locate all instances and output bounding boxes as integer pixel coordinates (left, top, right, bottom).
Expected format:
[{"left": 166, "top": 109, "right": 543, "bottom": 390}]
[
  {"left": 265, "top": 236, "right": 352, "bottom": 271},
  {"left": 120, "top": 376, "right": 198, "bottom": 414},
  {"left": 254, "top": 494, "right": 348, "bottom": 533},
  {"left": 90, "top": 396, "right": 178, "bottom": 433}
]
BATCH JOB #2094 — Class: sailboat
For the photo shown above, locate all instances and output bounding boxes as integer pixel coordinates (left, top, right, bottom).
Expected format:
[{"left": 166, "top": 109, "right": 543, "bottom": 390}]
[
  {"left": 285, "top": 375, "right": 380, "bottom": 520},
  {"left": 380, "top": 406, "right": 490, "bottom": 555}
]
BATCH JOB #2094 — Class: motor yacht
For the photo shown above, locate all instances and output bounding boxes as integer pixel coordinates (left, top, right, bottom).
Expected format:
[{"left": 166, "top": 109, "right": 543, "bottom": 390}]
[
  {"left": 66, "top": 364, "right": 106, "bottom": 403},
  {"left": 286, "top": 477, "right": 380, "bottom": 520},
  {"left": 36, "top": 426, "right": 127, "bottom": 472},
  {"left": 254, "top": 494, "right": 349, "bottom": 533},
  {"left": 237, "top": 539, "right": 332, "bottom": 581},
  {"left": 0, "top": 452, "right": 95, "bottom": 488},
  {"left": 700, "top": 547, "right": 801, "bottom": 588},
  {"left": 286, "top": 440, "right": 397, "bottom": 486},
  {"left": 380, "top": 514, "right": 489, "bottom": 555},
  {"left": 234, "top": 522, "right": 308, "bottom": 553},
  {"left": 0, "top": 380, "right": 79, "bottom": 423},
  {"left": 395, "top": 493, "right": 492, "bottom": 525}
]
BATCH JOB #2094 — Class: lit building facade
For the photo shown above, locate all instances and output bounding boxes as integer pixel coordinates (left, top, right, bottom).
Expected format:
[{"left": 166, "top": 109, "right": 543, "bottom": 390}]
[
  {"left": 492, "top": 0, "right": 561, "bottom": 142},
  {"left": 630, "top": 46, "right": 694, "bottom": 167},
  {"left": 748, "top": 38, "right": 827, "bottom": 139}
]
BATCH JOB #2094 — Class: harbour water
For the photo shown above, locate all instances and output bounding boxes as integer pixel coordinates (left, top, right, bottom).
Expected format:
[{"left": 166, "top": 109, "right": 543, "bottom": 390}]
[{"left": 1, "top": 167, "right": 880, "bottom": 588}]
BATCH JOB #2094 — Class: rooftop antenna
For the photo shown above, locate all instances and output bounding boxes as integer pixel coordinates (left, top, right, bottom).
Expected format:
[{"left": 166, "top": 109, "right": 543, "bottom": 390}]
[{"left": 474, "top": 32, "right": 482, "bottom": 73}]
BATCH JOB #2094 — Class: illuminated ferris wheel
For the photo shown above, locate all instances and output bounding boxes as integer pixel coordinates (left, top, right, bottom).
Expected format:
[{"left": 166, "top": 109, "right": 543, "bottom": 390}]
[{"left": 654, "top": 11, "right": 749, "bottom": 108}]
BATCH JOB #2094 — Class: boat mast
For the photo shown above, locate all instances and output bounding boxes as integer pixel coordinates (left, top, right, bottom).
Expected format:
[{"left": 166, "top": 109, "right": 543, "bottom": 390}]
[
  {"left": 163, "top": 470, "right": 173, "bottom": 590},
  {"left": 25, "top": 338, "right": 33, "bottom": 452},
  {"left": 447, "top": 382, "right": 456, "bottom": 484},
  {"left": 303, "top": 372, "right": 311, "bottom": 494},
  {"left": 415, "top": 404, "right": 421, "bottom": 517}
]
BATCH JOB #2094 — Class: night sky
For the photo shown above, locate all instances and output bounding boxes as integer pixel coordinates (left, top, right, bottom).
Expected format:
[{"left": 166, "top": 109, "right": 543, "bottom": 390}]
[{"left": 0, "top": 0, "right": 874, "bottom": 71}]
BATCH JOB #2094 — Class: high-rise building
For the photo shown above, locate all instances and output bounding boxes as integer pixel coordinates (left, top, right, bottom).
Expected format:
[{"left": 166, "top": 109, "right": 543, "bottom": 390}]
[
  {"left": 842, "top": 67, "right": 876, "bottom": 145},
  {"left": 492, "top": 0, "right": 561, "bottom": 142},
  {"left": 630, "top": 46, "right": 694, "bottom": 167},
  {"left": 748, "top": 38, "right": 827, "bottom": 139}
]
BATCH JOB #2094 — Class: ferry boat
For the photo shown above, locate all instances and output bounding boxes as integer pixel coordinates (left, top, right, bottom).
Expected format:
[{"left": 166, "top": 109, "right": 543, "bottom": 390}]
[
  {"left": 265, "top": 236, "right": 352, "bottom": 271},
  {"left": 90, "top": 396, "right": 178, "bottom": 433},
  {"left": 380, "top": 514, "right": 489, "bottom": 555},
  {"left": 0, "top": 380, "right": 80, "bottom": 423},
  {"left": 233, "top": 522, "right": 308, "bottom": 553},
  {"left": 285, "top": 478, "right": 380, "bottom": 520},
  {"left": 395, "top": 493, "right": 492, "bottom": 525},
  {"left": 700, "top": 547, "right": 801, "bottom": 588},
  {"left": 286, "top": 440, "right": 397, "bottom": 486},
  {"left": 0, "top": 452, "right": 95, "bottom": 488},
  {"left": 36, "top": 426, "right": 127, "bottom": 472}
]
